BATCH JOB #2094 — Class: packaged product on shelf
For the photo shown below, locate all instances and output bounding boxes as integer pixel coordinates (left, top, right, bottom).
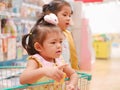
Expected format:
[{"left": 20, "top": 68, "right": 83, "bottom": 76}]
[
  {"left": 38, "top": 0, "right": 44, "bottom": 6},
  {"left": 7, "top": 37, "right": 16, "bottom": 60},
  {"left": 93, "top": 34, "right": 111, "bottom": 42},
  {"left": 5, "top": 0, "right": 13, "bottom": 12},
  {"left": 0, "top": 18, "right": 1, "bottom": 32},
  {"left": 0, "top": 37, "right": 4, "bottom": 61},
  {"left": 1, "top": 18, "right": 7, "bottom": 34},
  {"left": 0, "top": 2, "right": 6, "bottom": 11},
  {"left": 0, "top": 35, "right": 14, "bottom": 61},
  {"left": 1, "top": 18, "right": 17, "bottom": 37},
  {"left": 2, "top": 35, "right": 8, "bottom": 61},
  {"left": 20, "top": 6, "right": 27, "bottom": 18},
  {"left": 12, "top": 0, "right": 21, "bottom": 14},
  {"left": 16, "top": 22, "right": 23, "bottom": 60},
  {"left": 16, "top": 42, "right": 23, "bottom": 60}
]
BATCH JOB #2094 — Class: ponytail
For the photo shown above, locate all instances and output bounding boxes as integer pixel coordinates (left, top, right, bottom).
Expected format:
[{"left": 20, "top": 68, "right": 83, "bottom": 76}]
[
  {"left": 35, "top": 14, "right": 44, "bottom": 26},
  {"left": 22, "top": 32, "right": 39, "bottom": 55}
]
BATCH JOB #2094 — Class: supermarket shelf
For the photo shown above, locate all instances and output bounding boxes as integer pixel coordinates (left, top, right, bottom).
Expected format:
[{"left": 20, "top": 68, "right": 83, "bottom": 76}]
[
  {"left": 0, "top": 12, "right": 20, "bottom": 17},
  {"left": 0, "top": 55, "right": 27, "bottom": 66}
]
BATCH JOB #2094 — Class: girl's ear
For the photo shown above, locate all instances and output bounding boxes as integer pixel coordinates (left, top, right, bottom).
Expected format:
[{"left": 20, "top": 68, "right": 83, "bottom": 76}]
[{"left": 34, "top": 42, "right": 42, "bottom": 52}]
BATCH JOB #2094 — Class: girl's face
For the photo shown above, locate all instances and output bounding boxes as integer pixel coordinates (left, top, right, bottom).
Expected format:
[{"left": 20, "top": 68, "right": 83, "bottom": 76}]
[
  {"left": 40, "top": 32, "right": 63, "bottom": 62},
  {"left": 57, "top": 6, "right": 72, "bottom": 30}
]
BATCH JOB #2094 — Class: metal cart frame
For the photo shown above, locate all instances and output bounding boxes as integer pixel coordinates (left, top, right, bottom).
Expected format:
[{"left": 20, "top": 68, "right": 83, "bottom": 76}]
[{"left": 0, "top": 66, "right": 92, "bottom": 90}]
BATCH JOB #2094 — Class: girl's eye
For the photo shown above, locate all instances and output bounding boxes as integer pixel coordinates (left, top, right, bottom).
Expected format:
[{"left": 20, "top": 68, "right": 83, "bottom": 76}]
[
  {"left": 63, "top": 14, "right": 67, "bottom": 16},
  {"left": 51, "top": 42, "right": 56, "bottom": 44},
  {"left": 63, "top": 13, "right": 71, "bottom": 17},
  {"left": 60, "top": 40, "right": 63, "bottom": 44}
]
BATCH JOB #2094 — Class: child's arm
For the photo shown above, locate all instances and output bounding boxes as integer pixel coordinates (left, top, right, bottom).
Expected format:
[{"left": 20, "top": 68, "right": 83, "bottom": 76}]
[
  {"left": 20, "top": 59, "right": 65, "bottom": 84},
  {"left": 20, "top": 59, "right": 44, "bottom": 84},
  {"left": 66, "top": 72, "right": 78, "bottom": 90},
  {"left": 63, "top": 65, "right": 79, "bottom": 89}
]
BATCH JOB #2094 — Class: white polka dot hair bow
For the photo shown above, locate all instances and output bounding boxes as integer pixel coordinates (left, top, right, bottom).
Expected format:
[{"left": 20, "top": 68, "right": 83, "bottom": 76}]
[{"left": 44, "top": 13, "right": 59, "bottom": 25}]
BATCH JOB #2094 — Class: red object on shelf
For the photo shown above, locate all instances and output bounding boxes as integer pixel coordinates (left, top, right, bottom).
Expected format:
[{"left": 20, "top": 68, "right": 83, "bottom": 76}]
[{"left": 74, "top": 0, "right": 102, "bottom": 3}]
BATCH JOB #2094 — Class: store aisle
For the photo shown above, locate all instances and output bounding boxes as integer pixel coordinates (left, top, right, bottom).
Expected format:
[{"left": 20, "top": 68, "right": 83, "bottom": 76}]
[{"left": 90, "top": 57, "right": 120, "bottom": 90}]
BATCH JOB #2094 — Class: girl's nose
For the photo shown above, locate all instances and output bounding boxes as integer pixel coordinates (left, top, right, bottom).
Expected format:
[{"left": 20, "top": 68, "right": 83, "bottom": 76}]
[
  {"left": 57, "top": 43, "right": 62, "bottom": 48},
  {"left": 66, "top": 16, "right": 71, "bottom": 21}
]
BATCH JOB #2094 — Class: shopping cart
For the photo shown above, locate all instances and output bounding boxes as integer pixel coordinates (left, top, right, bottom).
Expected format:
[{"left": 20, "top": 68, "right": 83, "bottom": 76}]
[
  {"left": 0, "top": 66, "right": 25, "bottom": 90},
  {"left": 0, "top": 66, "right": 92, "bottom": 90}
]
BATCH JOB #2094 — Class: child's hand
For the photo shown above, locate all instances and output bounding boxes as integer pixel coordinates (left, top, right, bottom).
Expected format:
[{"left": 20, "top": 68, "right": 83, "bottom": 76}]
[
  {"left": 43, "top": 64, "right": 67, "bottom": 82},
  {"left": 66, "top": 84, "right": 76, "bottom": 90},
  {"left": 57, "top": 63, "right": 68, "bottom": 70}
]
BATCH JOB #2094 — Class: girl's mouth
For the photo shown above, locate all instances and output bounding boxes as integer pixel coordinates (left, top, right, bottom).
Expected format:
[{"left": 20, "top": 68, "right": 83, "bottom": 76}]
[
  {"left": 66, "top": 23, "right": 69, "bottom": 26},
  {"left": 56, "top": 50, "right": 61, "bottom": 54}
]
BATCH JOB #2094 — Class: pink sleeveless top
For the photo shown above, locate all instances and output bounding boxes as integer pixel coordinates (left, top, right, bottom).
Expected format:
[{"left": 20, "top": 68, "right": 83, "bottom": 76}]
[
  {"left": 28, "top": 54, "right": 65, "bottom": 67},
  {"left": 27, "top": 54, "right": 66, "bottom": 90}
]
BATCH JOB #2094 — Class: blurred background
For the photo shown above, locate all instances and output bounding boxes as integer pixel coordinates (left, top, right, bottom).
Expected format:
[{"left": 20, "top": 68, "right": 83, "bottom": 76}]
[{"left": 0, "top": 0, "right": 120, "bottom": 90}]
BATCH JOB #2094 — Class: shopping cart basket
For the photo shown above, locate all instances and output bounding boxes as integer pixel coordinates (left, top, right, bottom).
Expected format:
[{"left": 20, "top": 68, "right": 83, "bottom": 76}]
[
  {"left": 0, "top": 66, "right": 92, "bottom": 90},
  {"left": 0, "top": 66, "right": 25, "bottom": 90}
]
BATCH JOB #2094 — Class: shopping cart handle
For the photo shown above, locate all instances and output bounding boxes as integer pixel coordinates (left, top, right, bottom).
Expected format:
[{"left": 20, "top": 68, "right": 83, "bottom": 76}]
[
  {"left": 3, "top": 71, "right": 92, "bottom": 90},
  {"left": 77, "top": 71, "right": 92, "bottom": 81}
]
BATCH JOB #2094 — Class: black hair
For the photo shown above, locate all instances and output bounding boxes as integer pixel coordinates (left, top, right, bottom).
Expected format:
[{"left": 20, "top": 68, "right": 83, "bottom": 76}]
[
  {"left": 42, "top": 0, "right": 73, "bottom": 15},
  {"left": 22, "top": 16, "right": 62, "bottom": 55}
]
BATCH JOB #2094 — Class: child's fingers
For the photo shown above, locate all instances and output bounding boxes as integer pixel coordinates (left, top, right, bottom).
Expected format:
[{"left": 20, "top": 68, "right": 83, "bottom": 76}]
[
  {"left": 58, "top": 63, "right": 68, "bottom": 70},
  {"left": 53, "top": 70, "right": 65, "bottom": 82},
  {"left": 66, "top": 85, "right": 75, "bottom": 90}
]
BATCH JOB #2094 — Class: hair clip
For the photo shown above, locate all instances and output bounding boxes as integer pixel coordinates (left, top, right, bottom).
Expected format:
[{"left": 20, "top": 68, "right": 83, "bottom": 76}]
[
  {"left": 29, "top": 32, "right": 32, "bottom": 35},
  {"left": 44, "top": 13, "right": 59, "bottom": 25},
  {"left": 26, "top": 35, "right": 29, "bottom": 45},
  {"left": 26, "top": 32, "right": 32, "bottom": 45}
]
